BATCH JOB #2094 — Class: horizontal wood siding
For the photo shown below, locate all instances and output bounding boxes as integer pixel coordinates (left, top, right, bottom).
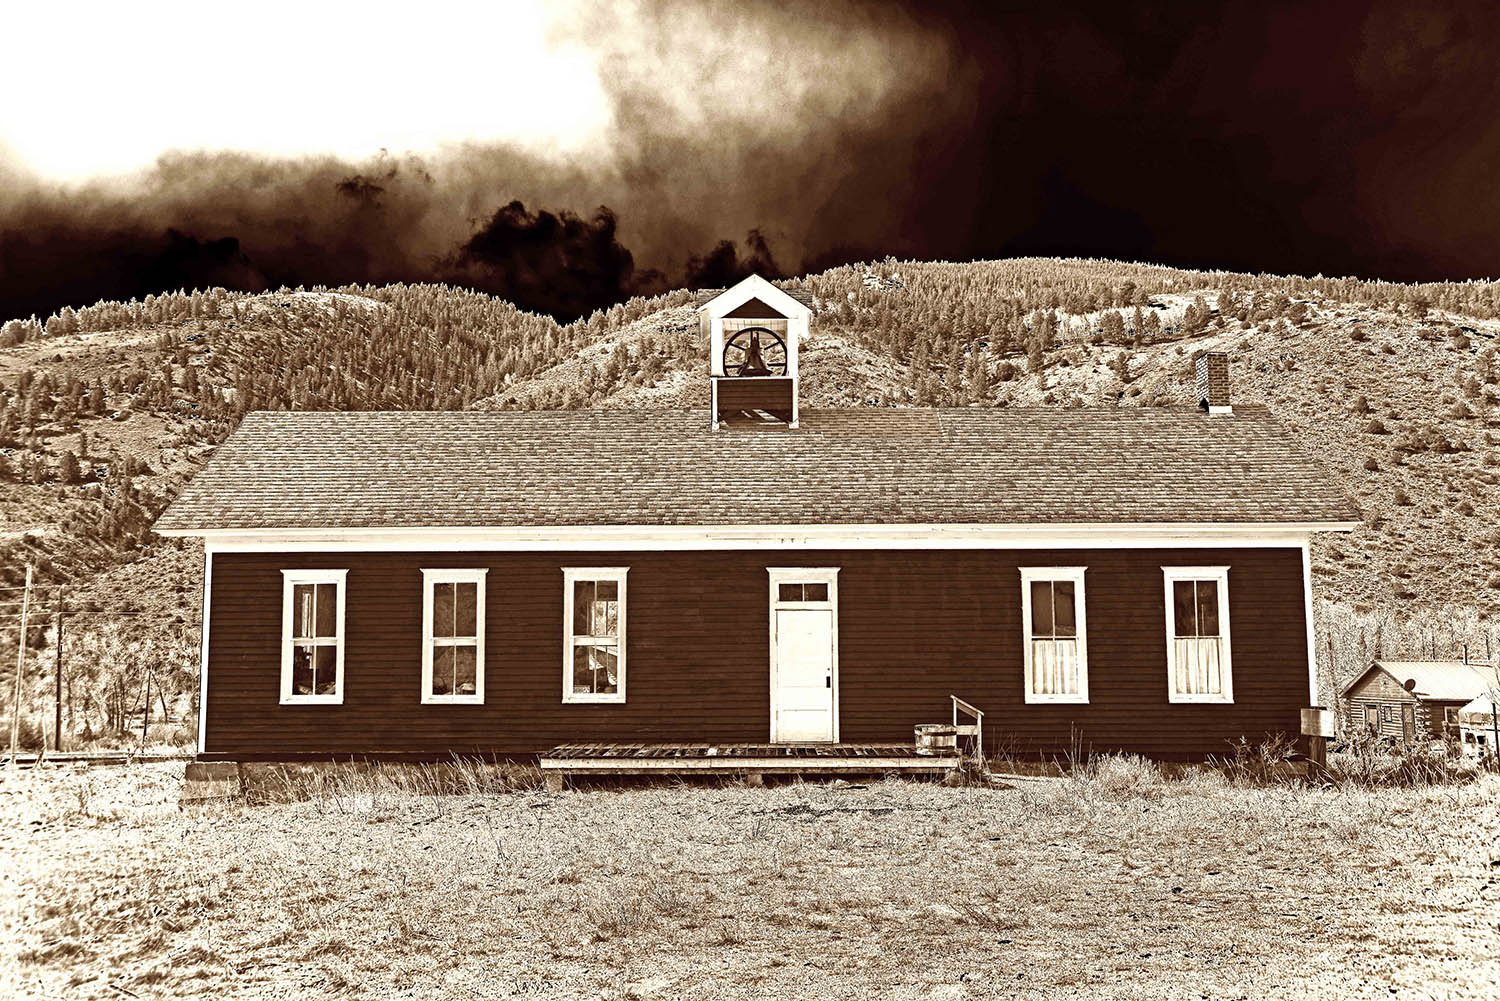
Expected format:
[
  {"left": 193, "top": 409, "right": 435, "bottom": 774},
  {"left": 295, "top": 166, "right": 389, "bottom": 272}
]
[
  {"left": 205, "top": 547, "right": 1310, "bottom": 759},
  {"left": 1343, "top": 671, "right": 1463, "bottom": 741},
  {"left": 714, "top": 377, "right": 794, "bottom": 414}
]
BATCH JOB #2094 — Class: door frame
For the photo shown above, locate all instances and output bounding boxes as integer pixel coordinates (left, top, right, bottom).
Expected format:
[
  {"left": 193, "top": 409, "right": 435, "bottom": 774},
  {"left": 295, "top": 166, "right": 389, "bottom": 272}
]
[
  {"left": 1401, "top": 703, "right": 1416, "bottom": 743},
  {"left": 767, "top": 567, "right": 840, "bottom": 743}
]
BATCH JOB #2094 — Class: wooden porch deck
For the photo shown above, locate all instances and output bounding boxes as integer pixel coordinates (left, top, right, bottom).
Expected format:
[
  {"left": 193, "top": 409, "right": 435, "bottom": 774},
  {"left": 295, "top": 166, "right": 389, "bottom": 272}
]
[{"left": 539, "top": 742, "right": 960, "bottom": 787}]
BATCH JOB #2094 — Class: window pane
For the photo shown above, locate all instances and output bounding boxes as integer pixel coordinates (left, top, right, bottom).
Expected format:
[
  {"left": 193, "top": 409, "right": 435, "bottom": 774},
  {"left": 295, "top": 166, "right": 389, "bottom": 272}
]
[
  {"left": 1052, "top": 580, "right": 1076, "bottom": 637},
  {"left": 803, "top": 582, "right": 828, "bottom": 601},
  {"left": 292, "top": 644, "right": 315, "bottom": 694},
  {"left": 1195, "top": 581, "right": 1219, "bottom": 636},
  {"left": 573, "top": 580, "right": 595, "bottom": 635},
  {"left": 573, "top": 643, "right": 620, "bottom": 694},
  {"left": 314, "top": 645, "right": 337, "bottom": 695},
  {"left": 293, "top": 584, "right": 316, "bottom": 639},
  {"left": 314, "top": 583, "right": 337, "bottom": 638},
  {"left": 455, "top": 582, "right": 478, "bottom": 636},
  {"left": 453, "top": 646, "right": 477, "bottom": 696},
  {"left": 432, "top": 647, "right": 454, "bottom": 695},
  {"left": 433, "top": 582, "right": 455, "bottom": 638},
  {"left": 593, "top": 595, "right": 618, "bottom": 637},
  {"left": 1030, "top": 581, "right": 1053, "bottom": 637},
  {"left": 779, "top": 583, "right": 803, "bottom": 602},
  {"left": 1172, "top": 581, "right": 1197, "bottom": 637}
]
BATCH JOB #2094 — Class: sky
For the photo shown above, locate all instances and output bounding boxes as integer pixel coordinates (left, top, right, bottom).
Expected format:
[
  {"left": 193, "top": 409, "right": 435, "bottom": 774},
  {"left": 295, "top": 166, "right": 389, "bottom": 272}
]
[{"left": 3, "top": 0, "right": 1500, "bottom": 321}]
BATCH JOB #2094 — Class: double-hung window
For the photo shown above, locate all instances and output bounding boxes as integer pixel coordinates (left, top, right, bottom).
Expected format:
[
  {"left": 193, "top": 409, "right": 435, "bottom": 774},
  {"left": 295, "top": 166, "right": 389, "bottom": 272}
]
[
  {"left": 280, "top": 569, "right": 347, "bottom": 704},
  {"left": 421, "top": 569, "right": 486, "bottom": 704},
  {"left": 1163, "top": 566, "right": 1233, "bottom": 703},
  {"left": 563, "top": 567, "right": 627, "bottom": 703},
  {"left": 1019, "top": 567, "right": 1088, "bottom": 703}
]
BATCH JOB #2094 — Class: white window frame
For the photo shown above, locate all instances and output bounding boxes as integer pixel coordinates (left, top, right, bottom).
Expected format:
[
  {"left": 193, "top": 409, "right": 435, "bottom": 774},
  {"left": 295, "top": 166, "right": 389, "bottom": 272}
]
[
  {"left": 562, "top": 567, "right": 628, "bottom": 704},
  {"left": 1019, "top": 567, "right": 1089, "bottom": 704},
  {"left": 280, "top": 569, "right": 348, "bottom": 705},
  {"left": 767, "top": 567, "right": 841, "bottom": 743},
  {"left": 1162, "top": 566, "right": 1233, "bottom": 704},
  {"left": 420, "top": 568, "right": 487, "bottom": 705}
]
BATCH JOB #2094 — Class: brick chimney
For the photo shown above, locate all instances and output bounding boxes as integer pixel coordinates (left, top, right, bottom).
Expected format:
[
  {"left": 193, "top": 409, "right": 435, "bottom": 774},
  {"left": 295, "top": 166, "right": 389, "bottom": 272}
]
[{"left": 1194, "top": 351, "right": 1232, "bottom": 415}]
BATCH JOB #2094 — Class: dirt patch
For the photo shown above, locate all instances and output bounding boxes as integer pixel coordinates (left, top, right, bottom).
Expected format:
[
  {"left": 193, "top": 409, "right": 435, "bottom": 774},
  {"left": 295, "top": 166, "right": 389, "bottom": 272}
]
[{"left": 3, "top": 765, "right": 1499, "bottom": 999}]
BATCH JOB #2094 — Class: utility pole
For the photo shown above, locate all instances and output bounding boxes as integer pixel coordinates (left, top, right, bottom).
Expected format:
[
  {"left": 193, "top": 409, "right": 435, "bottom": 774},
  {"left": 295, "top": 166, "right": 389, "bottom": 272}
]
[
  {"left": 8, "top": 565, "right": 33, "bottom": 768},
  {"left": 54, "top": 585, "right": 64, "bottom": 753}
]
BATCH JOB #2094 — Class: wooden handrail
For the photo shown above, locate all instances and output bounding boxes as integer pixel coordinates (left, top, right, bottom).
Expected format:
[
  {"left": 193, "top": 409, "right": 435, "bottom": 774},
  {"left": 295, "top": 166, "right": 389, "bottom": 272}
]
[{"left": 951, "top": 695, "right": 984, "bottom": 760}]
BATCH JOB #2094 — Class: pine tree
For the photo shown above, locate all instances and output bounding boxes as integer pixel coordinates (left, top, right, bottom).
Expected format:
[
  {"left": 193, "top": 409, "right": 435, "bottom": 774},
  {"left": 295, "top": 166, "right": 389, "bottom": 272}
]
[
  {"left": 59, "top": 450, "right": 81, "bottom": 484},
  {"left": 1100, "top": 311, "right": 1126, "bottom": 343},
  {"left": 1143, "top": 310, "right": 1161, "bottom": 340},
  {"left": 1026, "top": 334, "right": 1046, "bottom": 375}
]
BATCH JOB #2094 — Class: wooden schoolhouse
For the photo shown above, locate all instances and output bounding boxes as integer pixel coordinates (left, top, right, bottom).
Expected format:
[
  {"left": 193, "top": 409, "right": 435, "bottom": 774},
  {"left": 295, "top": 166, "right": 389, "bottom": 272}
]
[{"left": 153, "top": 274, "right": 1360, "bottom": 772}]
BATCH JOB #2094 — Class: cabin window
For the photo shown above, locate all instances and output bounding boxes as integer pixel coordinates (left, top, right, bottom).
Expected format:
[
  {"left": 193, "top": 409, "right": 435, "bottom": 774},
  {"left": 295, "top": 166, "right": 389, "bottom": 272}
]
[
  {"left": 1019, "top": 568, "right": 1088, "bottom": 703},
  {"left": 421, "top": 569, "right": 486, "bottom": 704},
  {"left": 280, "top": 569, "right": 347, "bottom": 705},
  {"left": 1162, "top": 567, "right": 1232, "bottom": 703},
  {"left": 562, "top": 568, "right": 628, "bottom": 704}
]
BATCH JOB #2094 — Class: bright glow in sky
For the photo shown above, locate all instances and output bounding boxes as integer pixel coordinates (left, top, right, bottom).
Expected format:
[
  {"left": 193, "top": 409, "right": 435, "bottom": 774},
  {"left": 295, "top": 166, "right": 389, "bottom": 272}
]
[{"left": 0, "top": 0, "right": 612, "bottom": 181}]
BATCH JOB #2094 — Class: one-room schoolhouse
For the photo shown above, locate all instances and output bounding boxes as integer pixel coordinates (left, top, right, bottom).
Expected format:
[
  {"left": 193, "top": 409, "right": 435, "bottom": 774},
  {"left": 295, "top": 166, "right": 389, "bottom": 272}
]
[{"left": 152, "top": 274, "right": 1360, "bottom": 765}]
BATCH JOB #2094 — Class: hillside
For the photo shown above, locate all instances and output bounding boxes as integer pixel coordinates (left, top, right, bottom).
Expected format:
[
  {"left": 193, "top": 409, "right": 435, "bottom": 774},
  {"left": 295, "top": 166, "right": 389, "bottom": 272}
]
[{"left": 2, "top": 258, "right": 1499, "bottom": 744}]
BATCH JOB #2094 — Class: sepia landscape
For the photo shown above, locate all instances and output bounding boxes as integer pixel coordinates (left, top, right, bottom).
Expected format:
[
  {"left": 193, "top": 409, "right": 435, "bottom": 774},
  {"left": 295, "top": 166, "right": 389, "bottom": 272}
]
[
  {"left": 3, "top": 259, "right": 1499, "bottom": 751},
  {"left": 6, "top": 1, "right": 1500, "bottom": 998},
  {"left": 4, "top": 260, "right": 1500, "bottom": 997}
]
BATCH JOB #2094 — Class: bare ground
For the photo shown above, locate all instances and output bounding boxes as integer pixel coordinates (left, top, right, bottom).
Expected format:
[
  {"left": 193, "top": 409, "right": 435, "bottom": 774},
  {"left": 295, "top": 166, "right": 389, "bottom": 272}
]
[{"left": 2, "top": 763, "right": 1498, "bottom": 1000}]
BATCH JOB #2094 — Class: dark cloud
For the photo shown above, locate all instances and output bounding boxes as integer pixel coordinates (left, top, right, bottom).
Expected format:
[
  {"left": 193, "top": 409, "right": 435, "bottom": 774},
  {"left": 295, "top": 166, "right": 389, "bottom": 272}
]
[
  {"left": 684, "top": 230, "right": 782, "bottom": 289},
  {"left": 448, "top": 201, "right": 638, "bottom": 318},
  {"left": 3, "top": 0, "right": 1500, "bottom": 325}
]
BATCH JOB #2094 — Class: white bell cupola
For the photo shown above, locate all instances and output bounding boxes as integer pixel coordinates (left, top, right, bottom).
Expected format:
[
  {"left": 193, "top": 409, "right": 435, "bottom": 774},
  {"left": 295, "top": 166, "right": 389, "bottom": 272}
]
[{"left": 695, "top": 274, "right": 811, "bottom": 429}]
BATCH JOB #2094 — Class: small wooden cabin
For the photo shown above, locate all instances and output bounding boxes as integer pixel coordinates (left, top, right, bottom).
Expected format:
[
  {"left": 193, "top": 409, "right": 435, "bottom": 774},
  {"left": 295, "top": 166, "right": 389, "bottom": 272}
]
[
  {"left": 1340, "top": 660, "right": 1494, "bottom": 743},
  {"left": 152, "top": 274, "right": 1360, "bottom": 764}
]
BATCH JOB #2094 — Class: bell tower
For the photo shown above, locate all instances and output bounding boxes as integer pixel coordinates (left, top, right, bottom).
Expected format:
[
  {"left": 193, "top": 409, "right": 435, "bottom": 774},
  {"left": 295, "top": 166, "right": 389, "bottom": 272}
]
[{"left": 696, "top": 274, "right": 811, "bottom": 429}]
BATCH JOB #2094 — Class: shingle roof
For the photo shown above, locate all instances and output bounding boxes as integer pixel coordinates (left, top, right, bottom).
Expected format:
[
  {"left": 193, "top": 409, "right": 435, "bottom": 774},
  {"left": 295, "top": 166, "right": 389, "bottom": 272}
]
[
  {"left": 694, "top": 287, "right": 815, "bottom": 309},
  {"left": 1353, "top": 661, "right": 1498, "bottom": 702},
  {"left": 153, "top": 406, "right": 1359, "bottom": 533}
]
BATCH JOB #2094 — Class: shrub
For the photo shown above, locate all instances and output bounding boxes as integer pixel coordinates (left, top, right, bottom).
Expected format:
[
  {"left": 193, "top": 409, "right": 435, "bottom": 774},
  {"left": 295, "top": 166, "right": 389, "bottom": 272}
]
[
  {"left": 1363, "top": 456, "right": 1380, "bottom": 471},
  {"left": 1393, "top": 486, "right": 1413, "bottom": 505},
  {"left": 1213, "top": 733, "right": 1299, "bottom": 785},
  {"left": 1364, "top": 418, "right": 1388, "bottom": 434},
  {"left": 1329, "top": 732, "right": 1477, "bottom": 787}
]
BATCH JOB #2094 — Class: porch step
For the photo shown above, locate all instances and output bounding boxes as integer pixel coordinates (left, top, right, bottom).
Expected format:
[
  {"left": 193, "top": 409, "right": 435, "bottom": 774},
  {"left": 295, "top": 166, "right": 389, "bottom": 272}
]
[{"left": 538, "top": 742, "right": 960, "bottom": 788}]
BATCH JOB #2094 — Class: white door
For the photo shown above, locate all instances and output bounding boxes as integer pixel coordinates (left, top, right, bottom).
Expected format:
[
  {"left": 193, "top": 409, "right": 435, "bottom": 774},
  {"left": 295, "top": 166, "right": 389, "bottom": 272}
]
[{"left": 769, "top": 569, "right": 839, "bottom": 742}]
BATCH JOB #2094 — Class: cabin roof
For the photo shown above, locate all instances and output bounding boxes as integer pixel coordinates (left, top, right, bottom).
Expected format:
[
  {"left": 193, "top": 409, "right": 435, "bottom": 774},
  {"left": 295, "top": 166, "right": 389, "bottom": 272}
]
[
  {"left": 1342, "top": 660, "right": 1497, "bottom": 702},
  {"left": 154, "top": 406, "right": 1360, "bottom": 533}
]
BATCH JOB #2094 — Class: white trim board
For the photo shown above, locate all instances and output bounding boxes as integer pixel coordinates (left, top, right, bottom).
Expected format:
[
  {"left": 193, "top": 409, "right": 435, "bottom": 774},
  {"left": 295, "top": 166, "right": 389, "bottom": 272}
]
[
  {"left": 197, "top": 548, "right": 212, "bottom": 754},
  {"left": 1162, "top": 566, "right": 1234, "bottom": 704},
  {"left": 1302, "top": 540, "right": 1319, "bottom": 708},
  {"left": 1019, "top": 566, "right": 1089, "bottom": 705},
  {"left": 767, "top": 567, "right": 840, "bottom": 743},
  {"left": 279, "top": 569, "right": 349, "bottom": 705},
  {"left": 178, "top": 521, "right": 1356, "bottom": 553},
  {"left": 561, "top": 567, "right": 629, "bottom": 704},
  {"left": 420, "top": 568, "right": 487, "bottom": 705}
]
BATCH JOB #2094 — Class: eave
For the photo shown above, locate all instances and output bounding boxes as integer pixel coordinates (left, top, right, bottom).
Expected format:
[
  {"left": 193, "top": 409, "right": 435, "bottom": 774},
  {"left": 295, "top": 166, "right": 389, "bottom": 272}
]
[{"left": 154, "top": 520, "right": 1361, "bottom": 553}]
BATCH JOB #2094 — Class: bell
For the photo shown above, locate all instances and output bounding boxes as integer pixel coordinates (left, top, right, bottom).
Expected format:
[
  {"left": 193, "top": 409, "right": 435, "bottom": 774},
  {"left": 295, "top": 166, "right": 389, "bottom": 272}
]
[{"left": 741, "top": 329, "right": 771, "bottom": 377}]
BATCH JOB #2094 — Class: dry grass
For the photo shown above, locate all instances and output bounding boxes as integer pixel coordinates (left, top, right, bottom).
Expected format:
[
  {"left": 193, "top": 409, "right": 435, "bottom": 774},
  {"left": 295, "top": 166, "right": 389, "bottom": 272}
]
[{"left": 3, "top": 762, "right": 1499, "bottom": 999}]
